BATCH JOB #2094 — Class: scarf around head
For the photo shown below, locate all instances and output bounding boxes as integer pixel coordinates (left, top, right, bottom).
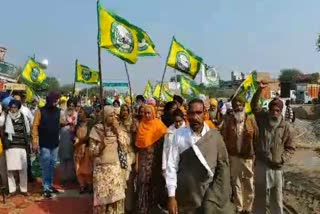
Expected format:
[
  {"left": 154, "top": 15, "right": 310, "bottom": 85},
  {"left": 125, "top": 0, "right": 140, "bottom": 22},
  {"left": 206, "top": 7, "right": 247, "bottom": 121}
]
[{"left": 136, "top": 105, "right": 167, "bottom": 148}]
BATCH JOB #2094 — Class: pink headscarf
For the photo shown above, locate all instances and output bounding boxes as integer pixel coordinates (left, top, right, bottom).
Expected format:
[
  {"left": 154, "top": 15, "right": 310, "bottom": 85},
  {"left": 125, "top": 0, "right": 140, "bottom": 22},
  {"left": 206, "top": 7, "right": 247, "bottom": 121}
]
[{"left": 146, "top": 98, "right": 156, "bottom": 106}]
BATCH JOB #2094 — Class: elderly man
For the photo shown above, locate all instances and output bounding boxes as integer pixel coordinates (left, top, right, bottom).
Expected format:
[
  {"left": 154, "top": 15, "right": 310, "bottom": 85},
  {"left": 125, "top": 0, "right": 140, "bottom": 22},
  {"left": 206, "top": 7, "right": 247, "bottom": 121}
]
[
  {"left": 4, "top": 99, "right": 30, "bottom": 196},
  {"left": 222, "top": 96, "right": 258, "bottom": 214},
  {"left": 208, "top": 98, "right": 222, "bottom": 128},
  {"left": 166, "top": 99, "right": 233, "bottom": 214},
  {"left": 251, "top": 82, "right": 295, "bottom": 214}
]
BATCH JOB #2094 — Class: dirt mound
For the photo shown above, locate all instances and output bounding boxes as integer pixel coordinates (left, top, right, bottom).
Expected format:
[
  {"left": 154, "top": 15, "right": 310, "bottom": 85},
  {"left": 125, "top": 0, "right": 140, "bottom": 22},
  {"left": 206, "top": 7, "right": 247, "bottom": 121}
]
[{"left": 293, "top": 119, "right": 320, "bottom": 146}]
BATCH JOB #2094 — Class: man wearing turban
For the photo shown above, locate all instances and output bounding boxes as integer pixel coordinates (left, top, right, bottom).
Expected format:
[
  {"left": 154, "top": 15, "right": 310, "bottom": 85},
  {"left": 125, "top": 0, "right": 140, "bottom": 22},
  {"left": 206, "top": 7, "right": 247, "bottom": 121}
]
[
  {"left": 251, "top": 82, "right": 295, "bottom": 214},
  {"left": 221, "top": 95, "right": 258, "bottom": 214},
  {"left": 32, "top": 91, "right": 62, "bottom": 198},
  {"left": 4, "top": 99, "right": 30, "bottom": 197},
  {"left": 208, "top": 98, "right": 222, "bottom": 128}
]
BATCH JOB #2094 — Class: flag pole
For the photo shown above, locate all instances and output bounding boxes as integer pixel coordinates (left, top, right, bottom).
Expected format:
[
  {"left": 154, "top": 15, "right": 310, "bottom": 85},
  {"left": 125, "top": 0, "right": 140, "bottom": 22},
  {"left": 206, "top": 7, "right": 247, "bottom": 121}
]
[
  {"left": 73, "top": 59, "right": 77, "bottom": 96},
  {"left": 123, "top": 62, "right": 135, "bottom": 120},
  {"left": 159, "top": 37, "right": 174, "bottom": 103},
  {"left": 97, "top": 46, "right": 104, "bottom": 106},
  {"left": 96, "top": 0, "right": 104, "bottom": 107}
]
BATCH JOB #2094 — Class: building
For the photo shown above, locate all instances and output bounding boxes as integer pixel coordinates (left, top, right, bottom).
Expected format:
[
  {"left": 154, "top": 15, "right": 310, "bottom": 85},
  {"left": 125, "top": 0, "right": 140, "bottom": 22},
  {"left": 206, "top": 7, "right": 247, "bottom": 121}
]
[{"left": 231, "top": 71, "right": 245, "bottom": 82}]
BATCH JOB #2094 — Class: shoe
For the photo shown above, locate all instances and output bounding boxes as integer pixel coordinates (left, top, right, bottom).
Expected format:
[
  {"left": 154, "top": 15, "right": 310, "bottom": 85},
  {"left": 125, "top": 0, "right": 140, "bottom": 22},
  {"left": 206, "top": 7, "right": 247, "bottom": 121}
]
[
  {"left": 49, "top": 187, "right": 60, "bottom": 194},
  {"left": 7, "top": 192, "right": 16, "bottom": 198},
  {"left": 20, "top": 192, "right": 29, "bottom": 197},
  {"left": 43, "top": 190, "right": 52, "bottom": 199}
]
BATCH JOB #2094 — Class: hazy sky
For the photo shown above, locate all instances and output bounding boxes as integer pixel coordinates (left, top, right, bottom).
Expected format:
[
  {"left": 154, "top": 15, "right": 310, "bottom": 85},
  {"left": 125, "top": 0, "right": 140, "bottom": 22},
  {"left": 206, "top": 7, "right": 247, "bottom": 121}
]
[{"left": 1, "top": 0, "right": 320, "bottom": 92}]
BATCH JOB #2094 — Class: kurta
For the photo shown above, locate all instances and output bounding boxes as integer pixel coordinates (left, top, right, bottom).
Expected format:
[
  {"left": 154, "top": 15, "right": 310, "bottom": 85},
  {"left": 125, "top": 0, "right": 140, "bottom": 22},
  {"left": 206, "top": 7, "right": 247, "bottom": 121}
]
[
  {"left": 74, "top": 120, "right": 94, "bottom": 186},
  {"left": 89, "top": 123, "right": 128, "bottom": 214}
]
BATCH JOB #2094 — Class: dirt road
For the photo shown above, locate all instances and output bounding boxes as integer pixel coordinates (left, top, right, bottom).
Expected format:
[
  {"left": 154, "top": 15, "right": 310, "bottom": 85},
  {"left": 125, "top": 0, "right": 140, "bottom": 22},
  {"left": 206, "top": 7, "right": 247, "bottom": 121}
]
[{"left": 283, "top": 147, "right": 320, "bottom": 214}]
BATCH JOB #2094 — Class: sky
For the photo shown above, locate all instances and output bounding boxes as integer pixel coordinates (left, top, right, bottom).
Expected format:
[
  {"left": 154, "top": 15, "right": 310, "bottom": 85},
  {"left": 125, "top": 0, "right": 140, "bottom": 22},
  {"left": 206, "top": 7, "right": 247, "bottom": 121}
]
[{"left": 1, "top": 0, "right": 320, "bottom": 93}]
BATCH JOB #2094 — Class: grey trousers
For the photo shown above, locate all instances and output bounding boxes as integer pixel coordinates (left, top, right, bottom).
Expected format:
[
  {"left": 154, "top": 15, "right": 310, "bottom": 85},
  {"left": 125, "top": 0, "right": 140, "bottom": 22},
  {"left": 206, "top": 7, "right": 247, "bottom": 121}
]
[
  {"left": 253, "top": 160, "right": 283, "bottom": 214},
  {"left": 0, "top": 154, "right": 7, "bottom": 189}
]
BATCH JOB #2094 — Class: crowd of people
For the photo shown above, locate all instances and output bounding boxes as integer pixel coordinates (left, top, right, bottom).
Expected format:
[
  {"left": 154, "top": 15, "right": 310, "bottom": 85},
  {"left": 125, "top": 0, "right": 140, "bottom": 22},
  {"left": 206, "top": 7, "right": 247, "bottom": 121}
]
[{"left": 0, "top": 81, "right": 296, "bottom": 214}]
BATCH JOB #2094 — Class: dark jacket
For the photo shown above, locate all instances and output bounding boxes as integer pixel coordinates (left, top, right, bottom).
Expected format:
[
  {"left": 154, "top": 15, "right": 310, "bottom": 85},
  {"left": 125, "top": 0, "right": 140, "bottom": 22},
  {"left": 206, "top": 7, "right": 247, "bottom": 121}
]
[
  {"left": 175, "top": 129, "right": 234, "bottom": 214},
  {"left": 251, "top": 89, "right": 295, "bottom": 169},
  {"left": 221, "top": 114, "right": 258, "bottom": 159},
  {"left": 32, "top": 107, "right": 61, "bottom": 149}
]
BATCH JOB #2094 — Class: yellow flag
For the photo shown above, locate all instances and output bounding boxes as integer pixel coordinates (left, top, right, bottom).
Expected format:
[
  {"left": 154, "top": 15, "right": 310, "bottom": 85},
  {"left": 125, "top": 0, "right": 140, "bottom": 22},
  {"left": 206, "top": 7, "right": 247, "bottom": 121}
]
[
  {"left": 21, "top": 58, "right": 47, "bottom": 85},
  {"left": 26, "top": 86, "right": 34, "bottom": 103},
  {"left": 138, "top": 31, "right": 158, "bottom": 56},
  {"left": 143, "top": 81, "right": 153, "bottom": 98},
  {"left": 236, "top": 71, "right": 258, "bottom": 113},
  {"left": 75, "top": 60, "right": 99, "bottom": 84},
  {"left": 167, "top": 37, "right": 202, "bottom": 79},
  {"left": 98, "top": 3, "right": 139, "bottom": 64}
]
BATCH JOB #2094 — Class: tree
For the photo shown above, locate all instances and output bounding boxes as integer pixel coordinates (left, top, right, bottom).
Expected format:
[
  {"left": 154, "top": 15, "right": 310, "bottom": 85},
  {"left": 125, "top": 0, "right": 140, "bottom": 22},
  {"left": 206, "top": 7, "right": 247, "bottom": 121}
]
[
  {"left": 310, "top": 73, "right": 320, "bottom": 84},
  {"left": 60, "top": 84, "right": 74, "bottom": 95},
  {"left": 278, "top": 69, "right": 303, "bottom": 82},
  {"left": 42, "top": 76, "right": 60, "bottom": 92}
]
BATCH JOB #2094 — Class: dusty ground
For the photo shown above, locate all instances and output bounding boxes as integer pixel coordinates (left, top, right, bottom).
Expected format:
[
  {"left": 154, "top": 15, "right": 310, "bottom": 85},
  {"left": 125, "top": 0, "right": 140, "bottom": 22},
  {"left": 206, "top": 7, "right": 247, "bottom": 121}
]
[{"left": 283, "top": 147, "right": 320, "bottom": 213}]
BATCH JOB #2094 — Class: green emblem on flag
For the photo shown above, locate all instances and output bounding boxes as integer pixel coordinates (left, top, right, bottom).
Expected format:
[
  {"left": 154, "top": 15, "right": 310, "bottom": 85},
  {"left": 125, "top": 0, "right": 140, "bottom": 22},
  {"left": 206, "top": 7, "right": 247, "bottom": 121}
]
[
  {"left": 176, "top": 51, "right": 190, "bottom": 72},
  {"left": 31, "top": 68, "right": 40, "bottom": 82},
  {"left": 81, "top": 67, "right": 92, "bottom": 81},
  {"left": 138, "top": 38, "right": 149, "bottom": 51},
  {"left": 111, "top": 22, "right": 134, "bottom": 53}
]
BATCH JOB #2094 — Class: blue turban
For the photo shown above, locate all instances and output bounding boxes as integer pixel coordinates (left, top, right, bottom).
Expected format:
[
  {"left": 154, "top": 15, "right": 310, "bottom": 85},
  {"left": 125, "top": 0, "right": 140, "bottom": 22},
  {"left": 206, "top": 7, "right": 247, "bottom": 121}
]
[
  {"left": 8, "top": 99, "right": 22, "bottom": 109},
  {"left": 2, "top": 96, "right": 14, "bottom": 108}
]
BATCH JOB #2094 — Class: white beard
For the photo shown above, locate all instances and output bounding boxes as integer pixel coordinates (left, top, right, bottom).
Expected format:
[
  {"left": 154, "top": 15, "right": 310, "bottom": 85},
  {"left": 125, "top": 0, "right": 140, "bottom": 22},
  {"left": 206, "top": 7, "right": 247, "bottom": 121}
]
[
  {"left": 234, "top": 111, "right": 245, "bottom": 123},
  {"left": 269, "top": 115, "right": 281, "bottom": 128}
]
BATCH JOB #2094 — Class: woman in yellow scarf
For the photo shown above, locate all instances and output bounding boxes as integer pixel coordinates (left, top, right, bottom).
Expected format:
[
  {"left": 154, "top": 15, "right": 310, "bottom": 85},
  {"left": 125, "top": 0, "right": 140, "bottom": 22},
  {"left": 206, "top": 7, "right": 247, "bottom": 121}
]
[{"left": 135, "top": 105, "right": 167, "bottom": 214}]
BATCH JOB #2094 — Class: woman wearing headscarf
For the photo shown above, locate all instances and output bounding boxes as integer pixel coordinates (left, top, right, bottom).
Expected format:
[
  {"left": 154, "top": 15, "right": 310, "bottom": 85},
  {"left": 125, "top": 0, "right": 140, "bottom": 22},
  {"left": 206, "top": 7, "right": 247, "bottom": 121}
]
[
  {"left": 89, "top": 106, "right": 129, "bottom": 214},
  {"left": 59, "top": 99, "right": 77, "bottom": 185},
  {"left": 74, "top": 106, "right": 94, "bottom": 194},
  {"left": 135, "top": 105, "right": 167, "bottom": 214},
  {"left": 119, "top": 104, "right": 135, "bottom": 213}
]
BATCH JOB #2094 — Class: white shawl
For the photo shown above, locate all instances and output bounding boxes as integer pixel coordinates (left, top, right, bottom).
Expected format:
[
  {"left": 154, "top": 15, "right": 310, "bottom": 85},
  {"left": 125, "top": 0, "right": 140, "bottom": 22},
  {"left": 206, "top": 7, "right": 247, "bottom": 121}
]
[{"left": 5, "top": 112, "right": 30, "bottom": 141}]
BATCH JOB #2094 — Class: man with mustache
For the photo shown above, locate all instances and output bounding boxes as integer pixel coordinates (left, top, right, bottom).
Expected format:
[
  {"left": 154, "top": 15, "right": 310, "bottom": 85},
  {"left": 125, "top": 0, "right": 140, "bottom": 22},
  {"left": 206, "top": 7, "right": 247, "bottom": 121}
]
[
  {"left": 251, "top": 82, "right": 295, "bottom": 214},
  {"left": 166, "top": 99, "right": 233, "bottom": 214},
  {"left": 222, "top": 96, "right": 258, "bottom": 214}
]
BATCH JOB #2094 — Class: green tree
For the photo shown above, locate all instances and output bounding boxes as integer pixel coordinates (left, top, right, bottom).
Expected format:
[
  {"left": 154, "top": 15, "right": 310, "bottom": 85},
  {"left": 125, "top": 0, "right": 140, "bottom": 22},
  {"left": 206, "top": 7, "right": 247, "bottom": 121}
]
[
  {"left": 310, "top": 73, "right": 320, "bottom": 84},
  {"left": 60, "top": 84, "right": 74, "bottom": 95},
  {"left": 278, "top": 69, "right": 303, "bottom": 82},
  {"left": 42, "top": 76, "right": 60, "bottom": 92}
]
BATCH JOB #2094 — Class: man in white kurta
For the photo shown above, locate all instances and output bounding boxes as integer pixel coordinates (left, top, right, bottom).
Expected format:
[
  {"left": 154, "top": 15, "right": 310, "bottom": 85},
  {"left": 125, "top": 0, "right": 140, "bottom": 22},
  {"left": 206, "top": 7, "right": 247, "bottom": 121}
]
[{"left": 4, "top": 100, "right": 30, "bottom": 195}]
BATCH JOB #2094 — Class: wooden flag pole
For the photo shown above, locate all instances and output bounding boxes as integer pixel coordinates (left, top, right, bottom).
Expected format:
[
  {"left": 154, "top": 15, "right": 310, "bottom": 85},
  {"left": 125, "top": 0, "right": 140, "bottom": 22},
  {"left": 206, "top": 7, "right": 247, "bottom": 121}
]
[
  {"left": 97, "top": 45, "right": 104, "bottom": 106},
  {"left": 73, "top": 59, "right": 77, "bottom": 96},
  {"left": 96, "top": 0, "right": 104, "bottom": 106},
  {"left": 158, "top": 37, "right": 174, "bottom": 104},
  {"left": 123, "top": 62, "right": 135, "bottom": 120}
]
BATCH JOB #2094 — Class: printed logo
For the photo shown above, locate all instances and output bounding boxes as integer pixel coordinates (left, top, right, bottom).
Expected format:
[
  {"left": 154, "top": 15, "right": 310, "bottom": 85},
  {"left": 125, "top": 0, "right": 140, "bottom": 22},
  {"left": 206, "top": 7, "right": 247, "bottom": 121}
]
[
  {"left": 111, "top": 22, "right": 134, "bottom": 53},
  {"left": 81, "top": 67, "right": 92, "bottom": 81},
  {"left": 31, "top": 67, "right": 40, "bottom": 82},
  {"left": 176, "top": 51, "right": 190, "bottom": 72}
]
